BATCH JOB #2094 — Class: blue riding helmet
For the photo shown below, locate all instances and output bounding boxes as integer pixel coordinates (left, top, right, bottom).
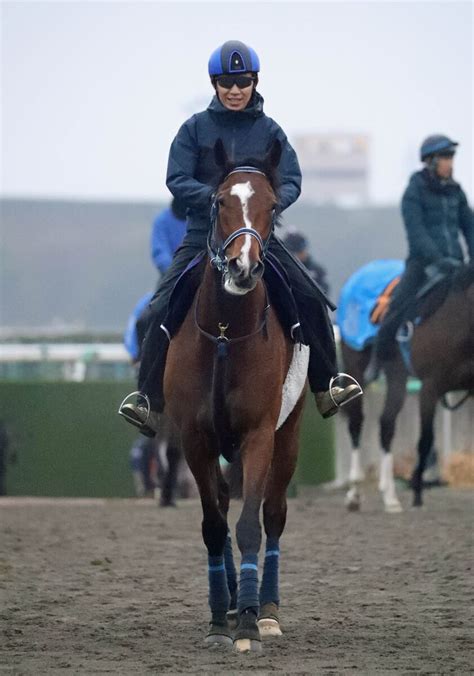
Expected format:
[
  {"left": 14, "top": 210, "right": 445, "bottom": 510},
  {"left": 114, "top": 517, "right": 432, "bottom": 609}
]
[
  {"left": 420, "top": 135, "right": 458, "bottom": 161},
  {"left": 208, "top": 40, "right": 260, "bottom": 76}
]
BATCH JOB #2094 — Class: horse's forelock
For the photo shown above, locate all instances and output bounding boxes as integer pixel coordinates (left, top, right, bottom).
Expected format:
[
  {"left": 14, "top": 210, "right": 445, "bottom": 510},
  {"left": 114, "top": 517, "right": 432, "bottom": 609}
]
[{"left": 217, "top": 156, "right": 280, "bottom": 194}]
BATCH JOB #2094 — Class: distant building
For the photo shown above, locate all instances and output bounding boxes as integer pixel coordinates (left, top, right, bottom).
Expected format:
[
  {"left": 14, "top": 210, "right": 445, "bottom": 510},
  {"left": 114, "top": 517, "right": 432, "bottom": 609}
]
[{"left": 293, "top": 133, "right": 370, "bottom": 206}]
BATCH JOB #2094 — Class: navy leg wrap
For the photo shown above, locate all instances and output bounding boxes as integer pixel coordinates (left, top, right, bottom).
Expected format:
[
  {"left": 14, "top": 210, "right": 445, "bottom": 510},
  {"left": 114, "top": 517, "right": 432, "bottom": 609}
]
[
  {"left": 208, "top": 555, "right": 230, "bottom": 621},
  {"left": 260, "top": 538, "right": 280, "bottom": 607},
  {"left": 224, "top": 534, "right": 238, "bottom": 608},
  {"left": 238, "top": 553, "right": 259, "bottom": 614}
]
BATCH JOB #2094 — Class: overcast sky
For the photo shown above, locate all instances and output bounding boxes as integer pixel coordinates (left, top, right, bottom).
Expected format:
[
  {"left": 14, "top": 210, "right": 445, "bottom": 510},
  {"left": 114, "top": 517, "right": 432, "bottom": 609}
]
[{"left": 2, "top": 0, "right": 473, "bottom": 204}]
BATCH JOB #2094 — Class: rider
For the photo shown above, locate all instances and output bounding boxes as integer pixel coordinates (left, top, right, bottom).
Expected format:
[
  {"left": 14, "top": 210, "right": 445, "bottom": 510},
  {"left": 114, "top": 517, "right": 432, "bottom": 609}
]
[
  {"left": 364, "top": 134, "right": 474, "bottom": 382},
  {"left": 283, "top": 230, "right": 330, "bottom": 295},
  {"left": 119, "top": 40, "right": 361, "bottom": 436},
  {"left": 151, "top": 198, "right": 187, "bottom": 278}
]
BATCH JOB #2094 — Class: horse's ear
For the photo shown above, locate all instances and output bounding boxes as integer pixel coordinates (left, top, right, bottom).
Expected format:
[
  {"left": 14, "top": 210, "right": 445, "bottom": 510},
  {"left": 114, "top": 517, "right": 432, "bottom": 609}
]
[
  {"left": 268, "top": 139, "right": 282, "bottom": 168},
  {"left": 214, "top": 139, "right": 228, "bottom": 168}
]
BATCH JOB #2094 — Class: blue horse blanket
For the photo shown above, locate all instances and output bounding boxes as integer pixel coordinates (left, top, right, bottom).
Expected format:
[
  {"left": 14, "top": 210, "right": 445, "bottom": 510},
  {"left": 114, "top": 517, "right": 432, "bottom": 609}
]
[{"left": 337, "top": 259, "right": 405, "bottom": 351}]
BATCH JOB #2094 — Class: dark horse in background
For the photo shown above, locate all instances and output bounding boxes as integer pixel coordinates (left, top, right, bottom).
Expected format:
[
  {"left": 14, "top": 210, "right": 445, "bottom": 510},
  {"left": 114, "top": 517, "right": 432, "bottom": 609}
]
[
  {"left": 342, "top": 262, "right": 474, "bottom": 511},
  {"left": 164, "top": 140, "right": 309, "bottom": 653}
]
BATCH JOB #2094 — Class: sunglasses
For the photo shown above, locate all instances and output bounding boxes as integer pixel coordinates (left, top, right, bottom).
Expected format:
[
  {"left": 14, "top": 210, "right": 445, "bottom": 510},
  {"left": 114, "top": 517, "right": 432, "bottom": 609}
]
[{"left": 215, "top": 75, "right": 256, "bottom": 90}]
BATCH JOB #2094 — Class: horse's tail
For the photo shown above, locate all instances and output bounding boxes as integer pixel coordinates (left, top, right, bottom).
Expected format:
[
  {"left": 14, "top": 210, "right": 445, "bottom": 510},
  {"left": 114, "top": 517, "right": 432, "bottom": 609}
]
[{"left": 211, "top": 351, "right": 236, "bottom": 463}]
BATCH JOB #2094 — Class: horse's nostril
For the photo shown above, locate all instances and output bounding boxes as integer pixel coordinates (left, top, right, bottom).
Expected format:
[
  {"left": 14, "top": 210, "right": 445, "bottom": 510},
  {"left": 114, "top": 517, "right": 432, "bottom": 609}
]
[
  {"left": 228, "top": 258, "right": 242, "bottom": 276},
  {"left": 229, "top": 258, "right": 250, "bottom": 278},
  {"left": 251, "top": 261, "right": 264, "bottom": 278}
]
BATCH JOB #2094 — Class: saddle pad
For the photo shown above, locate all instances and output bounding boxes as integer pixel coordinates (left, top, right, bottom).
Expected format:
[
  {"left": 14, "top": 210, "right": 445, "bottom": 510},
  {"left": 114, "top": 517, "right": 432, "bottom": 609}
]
[
  {"left": 276, "top": 344, "right": 310, "bottom": 430},
  {"left": 337, "top": 259, "right": 405, "bottom": 351}
]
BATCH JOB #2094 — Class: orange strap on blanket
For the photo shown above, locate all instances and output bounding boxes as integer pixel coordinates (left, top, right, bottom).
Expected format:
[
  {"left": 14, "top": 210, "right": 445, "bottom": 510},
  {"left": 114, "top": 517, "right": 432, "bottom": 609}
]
[{"left": 370, "top": 276, "right": 401, "bottom": 324}]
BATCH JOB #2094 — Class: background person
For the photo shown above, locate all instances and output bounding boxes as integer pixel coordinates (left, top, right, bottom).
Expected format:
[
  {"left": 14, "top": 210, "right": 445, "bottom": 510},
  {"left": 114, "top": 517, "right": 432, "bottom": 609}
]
[{"left": 364, "top": 134, "right": 474, "bottom": 382}]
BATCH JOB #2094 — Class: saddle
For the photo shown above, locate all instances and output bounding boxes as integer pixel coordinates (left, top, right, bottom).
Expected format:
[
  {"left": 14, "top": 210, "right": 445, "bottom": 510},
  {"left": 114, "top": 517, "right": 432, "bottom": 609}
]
[
  {"left": 161, "top": 250, "right": 304, "bottom": 343},
  {"left": 395, "top": 267, "right": 460, "bottom": 373}
]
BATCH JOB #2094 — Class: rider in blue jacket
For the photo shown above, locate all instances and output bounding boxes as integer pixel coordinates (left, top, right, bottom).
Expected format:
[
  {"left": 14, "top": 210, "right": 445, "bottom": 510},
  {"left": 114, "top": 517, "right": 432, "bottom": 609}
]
[
  {"left": 120, "top": 40, "right": 361, "bottom": 436},
  {"left": 151, "top": 198, "right": 187, "bottom": 276},
  {"left": 364, "top": 134, "right": 474, "bottom": 382}
]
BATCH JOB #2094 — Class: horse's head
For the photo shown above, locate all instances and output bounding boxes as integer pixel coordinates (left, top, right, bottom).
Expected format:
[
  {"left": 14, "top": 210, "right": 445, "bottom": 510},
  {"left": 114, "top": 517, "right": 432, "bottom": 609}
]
[{"left": 210, "top": 138, "right": 281, "bottom": 295}]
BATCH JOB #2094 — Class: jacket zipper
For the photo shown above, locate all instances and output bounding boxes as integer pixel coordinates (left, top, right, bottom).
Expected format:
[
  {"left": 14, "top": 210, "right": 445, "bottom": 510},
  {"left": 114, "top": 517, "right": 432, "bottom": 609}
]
[
  {"left": 441, "top": 196, "right": 453, "bottom": 257},
  {"left": 231, "top": 124, "right": 236, "bottom": 162}
]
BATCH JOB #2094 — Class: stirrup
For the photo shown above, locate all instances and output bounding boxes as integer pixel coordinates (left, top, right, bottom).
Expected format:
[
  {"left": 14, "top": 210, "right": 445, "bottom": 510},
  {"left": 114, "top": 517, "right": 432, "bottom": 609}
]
[
  {"left": 118, "top": 391, "right": 151, "bottom": 424},
  {"left": 328, "top": 373, "right": 363, "bottom": 408}
]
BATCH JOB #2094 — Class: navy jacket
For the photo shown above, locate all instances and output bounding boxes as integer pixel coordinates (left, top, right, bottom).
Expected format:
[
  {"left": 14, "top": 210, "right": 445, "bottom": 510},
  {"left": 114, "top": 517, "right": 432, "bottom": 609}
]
[
  {"left": 166, "top": 92, "right": 302, "bottom": 232},
  {"left": 401, "top": 169, "right": 474, "bottom": 264},
  {"left": 150, "top": 207, "right": 186, "bottom": 274}
]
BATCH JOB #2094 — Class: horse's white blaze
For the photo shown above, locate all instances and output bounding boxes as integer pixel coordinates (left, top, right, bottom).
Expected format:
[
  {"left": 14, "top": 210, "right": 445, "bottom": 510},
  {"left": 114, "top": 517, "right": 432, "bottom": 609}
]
[
  {"left": 379, "top": 452, "right": 403, "bottom": 512},
  {"left": 276, "top": 345, "right": 310, "bottom": 429},
  {"left": 230, "top": 181, "right": 255, "bottom": 273}
]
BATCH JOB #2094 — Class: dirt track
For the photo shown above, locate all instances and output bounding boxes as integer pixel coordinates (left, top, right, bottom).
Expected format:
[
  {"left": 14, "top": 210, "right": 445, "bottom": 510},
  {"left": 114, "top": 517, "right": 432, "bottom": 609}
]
[{"left": 1, "top": 488, "right": 473, "bottom": 674}]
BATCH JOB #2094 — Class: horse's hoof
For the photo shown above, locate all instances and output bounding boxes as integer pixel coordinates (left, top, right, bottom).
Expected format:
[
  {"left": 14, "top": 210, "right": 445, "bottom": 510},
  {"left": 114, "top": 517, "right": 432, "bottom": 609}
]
[
  {"left": 346, "top": 499, "right": 361, "bottom": 512},
  {"left": 233, "top": 638, "right": 262, "bottom": 654},
  {"left": 204, "top": 633, "right": 233, "bottom": 648},
  {"left": 384, "top": 500, "right": 403, "bottom": 513},
  {"left": 345, "top": 487, "right": 361, "bottom": 511},
  {"left": 257, "top": 617, "right": 282, "bottom": 637}
]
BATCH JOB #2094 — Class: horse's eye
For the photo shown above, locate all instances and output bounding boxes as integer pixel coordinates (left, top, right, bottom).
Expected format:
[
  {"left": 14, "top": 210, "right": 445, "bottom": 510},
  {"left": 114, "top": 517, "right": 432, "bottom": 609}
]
[{"left": 218, "top": 197, "right": 225, "bottom": 207}]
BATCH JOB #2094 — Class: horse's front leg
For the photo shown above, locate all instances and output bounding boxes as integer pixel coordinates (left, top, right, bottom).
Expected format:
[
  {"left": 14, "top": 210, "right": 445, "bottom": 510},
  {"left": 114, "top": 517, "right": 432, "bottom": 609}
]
[
  {"left": 234, "top": 427, "right": 274, "bottom": 654},
  {"left": 216, "top": 466, "right": 238, "bottom": 627},
  {"left": 378, "top": 360, "right": 407, "bottom": 513},
  {"left": 412, "top": 381, "right": 437, "bottom": 508},
  {"left": 185, "top": 445, "right": 232, "bottom": 647},
  {"left": 259, "top": 397, "right": 303, "bottom": 638}
]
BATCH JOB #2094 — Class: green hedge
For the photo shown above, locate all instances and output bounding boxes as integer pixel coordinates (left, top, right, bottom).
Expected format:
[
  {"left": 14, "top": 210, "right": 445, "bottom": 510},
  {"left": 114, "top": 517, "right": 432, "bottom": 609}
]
[{"left": 0, "top": 382, "right": 334, "bottom": 497}]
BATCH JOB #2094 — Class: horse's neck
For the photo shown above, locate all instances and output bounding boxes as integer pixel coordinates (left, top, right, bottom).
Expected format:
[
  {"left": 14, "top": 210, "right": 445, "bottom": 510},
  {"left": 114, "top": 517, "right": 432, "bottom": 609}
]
[{"left": 199, "top": 263, "right": 267, "bottom": 337}]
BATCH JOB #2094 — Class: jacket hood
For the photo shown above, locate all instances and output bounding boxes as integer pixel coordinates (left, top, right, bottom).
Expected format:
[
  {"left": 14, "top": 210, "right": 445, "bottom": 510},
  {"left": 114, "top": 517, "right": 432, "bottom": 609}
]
[{"left": 207, "top": 91, "right": 264, "bottom": 118}]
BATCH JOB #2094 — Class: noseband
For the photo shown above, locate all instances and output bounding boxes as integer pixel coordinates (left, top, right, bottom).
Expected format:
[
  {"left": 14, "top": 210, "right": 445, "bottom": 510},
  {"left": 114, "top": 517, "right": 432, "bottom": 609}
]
[{"left": 207, "top": 167, "right": 276, "bottom": 274}]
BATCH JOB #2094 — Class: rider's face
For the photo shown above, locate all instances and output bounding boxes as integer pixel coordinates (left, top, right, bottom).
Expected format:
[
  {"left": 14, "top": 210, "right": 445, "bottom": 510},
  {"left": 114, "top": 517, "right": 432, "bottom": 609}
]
[
  {"left": 215, "top": 74, "right": 255, "bottom": 111},
  {"left": 435, "top": 156, "right": 454, "bottom": 179}
]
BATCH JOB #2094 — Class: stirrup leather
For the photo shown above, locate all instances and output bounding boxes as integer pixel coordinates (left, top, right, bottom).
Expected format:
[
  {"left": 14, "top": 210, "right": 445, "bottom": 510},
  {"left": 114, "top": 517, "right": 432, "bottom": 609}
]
[{"left": 328, "top": 373, "right": 363, "bottom": 408}]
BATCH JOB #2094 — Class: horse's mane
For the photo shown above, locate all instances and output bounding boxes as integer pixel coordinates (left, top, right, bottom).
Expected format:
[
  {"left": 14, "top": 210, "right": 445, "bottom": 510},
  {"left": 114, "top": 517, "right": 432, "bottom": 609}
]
[
  {"left": 453, "top": 260, "right": 474, "bottom": 291},
  {"left": 419, "top": 261, "right": 474, "bottom": 320}
]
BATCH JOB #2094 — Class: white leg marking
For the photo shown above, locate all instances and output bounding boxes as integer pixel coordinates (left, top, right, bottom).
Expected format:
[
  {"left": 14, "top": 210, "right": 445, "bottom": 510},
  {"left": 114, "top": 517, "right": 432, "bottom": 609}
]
[
  {"left": 345, "top": 448, "right": 364, "bottom": 511},
  {"left": 349, "top": 448, "right": 365, "bottom": 483},
  {"left": 379, "top": 452, "right": 402, "bottom": 513}
]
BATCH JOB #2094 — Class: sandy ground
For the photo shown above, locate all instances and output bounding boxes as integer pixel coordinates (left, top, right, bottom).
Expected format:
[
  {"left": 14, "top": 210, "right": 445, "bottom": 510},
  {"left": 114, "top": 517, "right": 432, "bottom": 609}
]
[{"left": 1, "top": 487, "right": 473, "bottom": 675}]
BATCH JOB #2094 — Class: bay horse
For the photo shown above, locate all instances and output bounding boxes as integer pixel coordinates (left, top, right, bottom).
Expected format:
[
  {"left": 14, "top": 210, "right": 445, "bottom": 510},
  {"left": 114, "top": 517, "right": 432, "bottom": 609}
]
[
  {"left": 163, "top": 139, "right": 308, "bottom": 653},
  {"left": 341, "top": 263, "right": 474, "bottom": 511}
]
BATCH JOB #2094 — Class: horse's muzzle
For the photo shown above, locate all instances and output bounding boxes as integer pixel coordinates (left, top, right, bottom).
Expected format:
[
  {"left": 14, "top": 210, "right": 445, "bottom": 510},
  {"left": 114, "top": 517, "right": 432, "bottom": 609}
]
[{"left": 225, "top": 257, "right": 264, "bottom": 293}]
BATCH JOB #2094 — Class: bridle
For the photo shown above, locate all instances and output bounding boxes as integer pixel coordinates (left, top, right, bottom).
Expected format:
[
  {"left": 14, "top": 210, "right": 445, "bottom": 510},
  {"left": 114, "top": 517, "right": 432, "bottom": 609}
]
[
  {"left": 207, "top": 166, "right": 277, "bottom": 274},
  {"left": 197, "top": 166, "right": 275, "bottom": 357}
]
